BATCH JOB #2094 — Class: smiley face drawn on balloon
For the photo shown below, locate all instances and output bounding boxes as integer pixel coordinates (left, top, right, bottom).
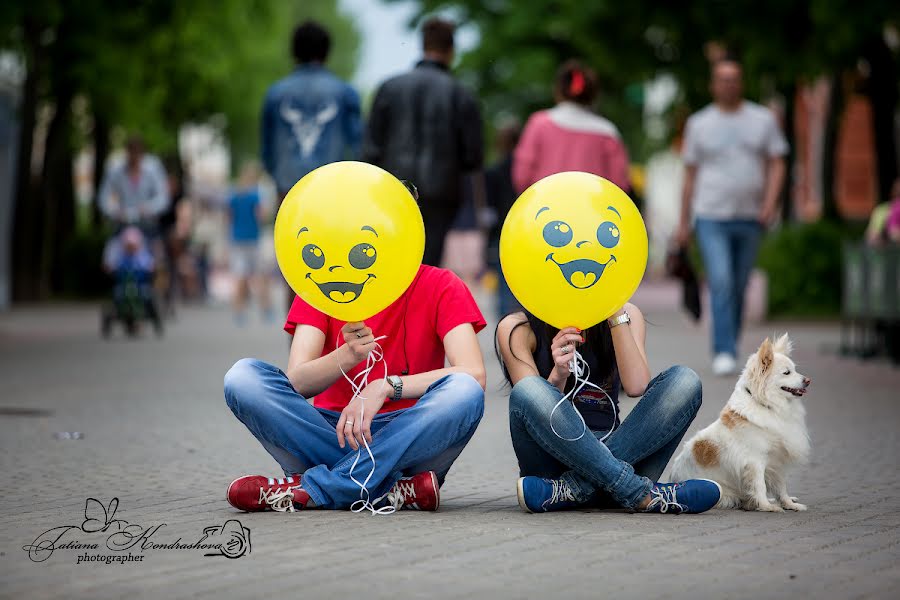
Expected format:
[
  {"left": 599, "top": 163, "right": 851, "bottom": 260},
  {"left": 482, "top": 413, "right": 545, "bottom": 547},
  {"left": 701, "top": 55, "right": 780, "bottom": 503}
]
[
  {"left": 298, "top": 225, "right": 379, "bottom": 303},
  {"left": 274, "top": 161, "right": 425, "bottom": 323},
  {"left": 537, "top": 205, "right": 623, "bottom": 290},
  {"left": 499, "top": 172, "right": 648, "bottom": 330}
]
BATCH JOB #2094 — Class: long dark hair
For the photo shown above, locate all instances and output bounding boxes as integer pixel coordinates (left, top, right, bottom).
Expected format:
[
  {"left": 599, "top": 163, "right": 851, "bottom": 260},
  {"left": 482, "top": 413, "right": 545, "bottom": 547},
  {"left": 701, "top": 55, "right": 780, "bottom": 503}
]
[{"left": 494, "top": 310, "right": 616, "bottom": 390}]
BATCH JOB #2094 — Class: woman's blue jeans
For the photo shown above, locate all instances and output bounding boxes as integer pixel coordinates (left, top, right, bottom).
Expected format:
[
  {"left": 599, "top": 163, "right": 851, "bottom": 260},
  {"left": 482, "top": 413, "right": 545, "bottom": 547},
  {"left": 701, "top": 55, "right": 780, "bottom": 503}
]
[
  {"left": 508, "top": 366, "right": 702, "bottom": 509},
  {"left": 224, "top": 359, "right": 485, "bottom": 509}
]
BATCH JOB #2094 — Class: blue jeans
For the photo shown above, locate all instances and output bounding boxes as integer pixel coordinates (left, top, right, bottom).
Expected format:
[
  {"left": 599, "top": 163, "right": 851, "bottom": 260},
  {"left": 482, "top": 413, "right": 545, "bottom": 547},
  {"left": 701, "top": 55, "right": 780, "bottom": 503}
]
[
  {"left": 693, "top": 218, "right": 763, "bottom": 356},
  {"left": 224, "top": 359, "right": 485, "bottom": 509},
  {"left": 508, "top": 366, "right": 702, "bottom": 509}
]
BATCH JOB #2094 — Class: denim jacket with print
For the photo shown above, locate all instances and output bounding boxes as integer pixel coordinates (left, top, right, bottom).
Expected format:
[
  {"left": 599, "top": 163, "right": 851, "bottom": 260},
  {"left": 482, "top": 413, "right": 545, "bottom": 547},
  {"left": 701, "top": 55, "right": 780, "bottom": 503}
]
[{"left": 261, "top": 65, "right": 362, "bottom": 194}]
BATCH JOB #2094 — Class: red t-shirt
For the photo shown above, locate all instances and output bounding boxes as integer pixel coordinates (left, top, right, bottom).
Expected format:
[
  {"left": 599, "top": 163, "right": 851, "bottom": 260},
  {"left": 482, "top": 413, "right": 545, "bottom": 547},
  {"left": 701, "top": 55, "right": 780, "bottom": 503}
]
[{"left": 284, "top": 265, "right": 486, "bottom": 413}]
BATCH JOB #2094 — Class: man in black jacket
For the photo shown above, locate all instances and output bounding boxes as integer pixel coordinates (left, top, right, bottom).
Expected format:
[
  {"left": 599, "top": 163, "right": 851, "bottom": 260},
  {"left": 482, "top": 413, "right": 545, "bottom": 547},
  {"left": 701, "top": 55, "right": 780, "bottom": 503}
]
[{"left": 363, "top": 18, "right": 483, "bottom": 266}]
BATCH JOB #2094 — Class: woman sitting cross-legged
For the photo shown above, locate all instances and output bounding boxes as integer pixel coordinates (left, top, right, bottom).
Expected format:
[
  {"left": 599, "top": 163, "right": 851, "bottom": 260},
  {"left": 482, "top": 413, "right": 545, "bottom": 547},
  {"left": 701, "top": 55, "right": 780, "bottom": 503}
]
[{"left": 497, "top": 303, "right": 721, "bottom": 514}]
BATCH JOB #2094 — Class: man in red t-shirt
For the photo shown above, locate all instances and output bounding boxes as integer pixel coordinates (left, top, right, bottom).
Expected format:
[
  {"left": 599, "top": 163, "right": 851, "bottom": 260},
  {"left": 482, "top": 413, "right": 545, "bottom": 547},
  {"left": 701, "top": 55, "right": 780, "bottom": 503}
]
[{"left": 223, "top": 264, "right": 487, "bottom": 512}]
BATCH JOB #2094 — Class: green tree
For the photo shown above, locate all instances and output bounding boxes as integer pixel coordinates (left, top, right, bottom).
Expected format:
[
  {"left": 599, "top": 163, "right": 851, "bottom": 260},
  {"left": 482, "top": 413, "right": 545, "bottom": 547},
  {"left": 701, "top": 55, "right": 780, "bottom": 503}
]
[{"left": 0, "top": 0, "right": 359, "bottom": 300}]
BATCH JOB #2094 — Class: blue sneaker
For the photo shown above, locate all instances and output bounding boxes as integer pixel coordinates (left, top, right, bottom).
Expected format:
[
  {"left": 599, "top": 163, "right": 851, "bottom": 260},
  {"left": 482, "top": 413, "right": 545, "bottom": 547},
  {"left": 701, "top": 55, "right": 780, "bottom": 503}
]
[
  {"left": 517, "top": 476, "right": 579, "bottom": 513},
  {"left": 641, "top": 479, "right": 722, "bottom": 514}
]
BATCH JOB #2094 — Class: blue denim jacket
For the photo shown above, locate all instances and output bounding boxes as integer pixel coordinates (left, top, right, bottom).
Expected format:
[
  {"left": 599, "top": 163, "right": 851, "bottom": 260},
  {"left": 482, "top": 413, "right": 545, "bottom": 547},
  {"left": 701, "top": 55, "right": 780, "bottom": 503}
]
[{"left": 260, "top": 65, "right": 362, "bottom": 194}]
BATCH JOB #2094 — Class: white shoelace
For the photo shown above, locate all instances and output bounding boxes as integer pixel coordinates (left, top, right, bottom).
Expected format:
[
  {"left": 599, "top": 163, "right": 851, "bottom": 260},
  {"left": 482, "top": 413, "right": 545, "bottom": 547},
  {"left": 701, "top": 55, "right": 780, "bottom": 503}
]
[
  {"left": 645, "top": 485, "right": 687, "bottom": 514},
  {"left": 374, "top": 479, "right": 416, "bottom": 513},
  {"left": 336, "top": 333, "right": 392, "bottom": 516},
  {"left": 542, "top": 479, "right": 577, "bottom": 510},
  {"left": 260, "top": 488, "right": 296, "bottom": 513},
  {"left": 549, "top": 350, "right": 618, "bottom": 442}
]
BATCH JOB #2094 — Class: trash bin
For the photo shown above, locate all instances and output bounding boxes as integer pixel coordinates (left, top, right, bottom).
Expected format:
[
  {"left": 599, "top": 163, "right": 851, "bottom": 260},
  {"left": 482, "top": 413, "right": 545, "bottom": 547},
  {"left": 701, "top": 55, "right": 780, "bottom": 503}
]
[{"left": 842, "top": 242, "right": 867, "bottom": 319}]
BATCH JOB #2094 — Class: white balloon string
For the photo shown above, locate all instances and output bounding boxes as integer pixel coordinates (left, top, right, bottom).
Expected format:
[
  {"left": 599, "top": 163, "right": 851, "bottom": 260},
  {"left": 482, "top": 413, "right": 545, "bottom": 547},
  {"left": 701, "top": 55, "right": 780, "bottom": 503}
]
[
  {"left": 549, "top": 348, "right": 618, "bottom": 443},
  {"left": 335, "top": 332, "right": 397, "bottom": 515}
]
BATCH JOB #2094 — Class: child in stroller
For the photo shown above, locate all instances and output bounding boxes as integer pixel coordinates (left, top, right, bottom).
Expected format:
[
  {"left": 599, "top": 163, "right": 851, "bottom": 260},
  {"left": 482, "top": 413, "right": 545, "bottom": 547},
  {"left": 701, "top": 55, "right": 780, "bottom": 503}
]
[{"left": 101, "top": 226, "right": 163, "bottom": 337}]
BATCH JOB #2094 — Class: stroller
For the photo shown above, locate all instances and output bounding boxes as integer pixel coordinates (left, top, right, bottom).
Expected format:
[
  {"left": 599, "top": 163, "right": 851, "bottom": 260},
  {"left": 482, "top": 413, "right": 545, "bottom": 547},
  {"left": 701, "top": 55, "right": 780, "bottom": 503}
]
[{"left": 101, "top": 226, "right": 164, "bottom": 338}]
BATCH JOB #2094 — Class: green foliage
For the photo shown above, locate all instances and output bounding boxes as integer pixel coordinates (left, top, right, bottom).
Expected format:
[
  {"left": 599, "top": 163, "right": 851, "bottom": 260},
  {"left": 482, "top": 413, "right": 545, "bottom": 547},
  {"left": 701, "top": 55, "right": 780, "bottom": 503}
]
[
  {"left": 757, "top": 221, "right": 865, "bottom": 318},
  {"left": 1, "top": 0, "right": 360, "bottom": 159}
]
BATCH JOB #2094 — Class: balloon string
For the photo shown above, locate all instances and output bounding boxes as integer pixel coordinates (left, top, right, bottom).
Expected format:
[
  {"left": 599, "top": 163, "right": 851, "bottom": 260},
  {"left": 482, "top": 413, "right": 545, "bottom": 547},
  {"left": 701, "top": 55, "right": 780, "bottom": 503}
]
[
  {"left": 549, "top": 349, "right": 618, "bottom": 443},
  {"left": 335, "top": 332, "right": 397, "bottom": 515}
]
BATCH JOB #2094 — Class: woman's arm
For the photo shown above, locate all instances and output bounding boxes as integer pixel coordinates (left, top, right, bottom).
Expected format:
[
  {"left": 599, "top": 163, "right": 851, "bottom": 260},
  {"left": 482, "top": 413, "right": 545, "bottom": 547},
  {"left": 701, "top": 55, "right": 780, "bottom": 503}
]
[
  {"left": 497, "top": 313, "right": 583, "bottom": 391},
  {"left": 496, "top": 313, "right": 539, "bottom": 385},
  {"left": 610, "top": 303, "right": 651, "bottom": 396},
  {"left": 511, "top": 115, "right": 541, "bottom": 194}
]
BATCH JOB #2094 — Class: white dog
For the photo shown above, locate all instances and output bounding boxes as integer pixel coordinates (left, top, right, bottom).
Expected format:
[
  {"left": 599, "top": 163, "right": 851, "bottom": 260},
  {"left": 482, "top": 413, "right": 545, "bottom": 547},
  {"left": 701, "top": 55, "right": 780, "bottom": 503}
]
[{"left": 671, "top": 334, "right": 811, "bottom": 511}]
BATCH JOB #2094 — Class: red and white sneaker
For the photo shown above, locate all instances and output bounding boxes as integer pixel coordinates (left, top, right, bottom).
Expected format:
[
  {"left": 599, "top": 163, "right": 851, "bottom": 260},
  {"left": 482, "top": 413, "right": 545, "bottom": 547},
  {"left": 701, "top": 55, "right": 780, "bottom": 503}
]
[
  {"left": 380, "top": 471, "right": 440, "bottom": 511},
  {"left": 226, "top": 475, "right": 311, "bottom": 512}
]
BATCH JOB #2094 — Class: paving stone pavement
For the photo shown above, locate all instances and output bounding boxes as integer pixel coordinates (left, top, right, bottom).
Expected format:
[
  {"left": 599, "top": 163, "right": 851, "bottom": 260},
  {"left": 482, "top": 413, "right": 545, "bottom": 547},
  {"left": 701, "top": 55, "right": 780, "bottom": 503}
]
[{"left": 1, "top": 283, "right": 899, "bottom": 599}]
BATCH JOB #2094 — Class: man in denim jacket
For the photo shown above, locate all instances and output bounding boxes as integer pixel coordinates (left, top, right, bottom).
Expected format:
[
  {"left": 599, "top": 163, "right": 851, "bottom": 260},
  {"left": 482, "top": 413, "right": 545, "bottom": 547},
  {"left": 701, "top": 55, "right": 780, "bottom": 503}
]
[{"left": 261, "top": 21, "right": 362, "bottom": 200}]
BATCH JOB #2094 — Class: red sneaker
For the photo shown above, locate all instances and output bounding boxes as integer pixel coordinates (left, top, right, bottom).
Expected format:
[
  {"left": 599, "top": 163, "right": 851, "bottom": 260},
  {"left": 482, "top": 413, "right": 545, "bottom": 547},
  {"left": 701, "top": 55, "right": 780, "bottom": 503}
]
[
  {"left": 381, "top": 471, "right": 440, "bottom": 511},
  {"left": 226, "top": 475, "right": 310, "bottom": 512}
]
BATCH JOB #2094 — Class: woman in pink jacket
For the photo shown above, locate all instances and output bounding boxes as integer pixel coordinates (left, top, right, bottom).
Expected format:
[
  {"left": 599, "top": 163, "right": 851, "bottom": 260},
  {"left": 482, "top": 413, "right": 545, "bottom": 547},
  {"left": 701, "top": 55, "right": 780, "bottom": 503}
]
[{"left": 513, "top": 60, "right": 630, "bottom": 194}]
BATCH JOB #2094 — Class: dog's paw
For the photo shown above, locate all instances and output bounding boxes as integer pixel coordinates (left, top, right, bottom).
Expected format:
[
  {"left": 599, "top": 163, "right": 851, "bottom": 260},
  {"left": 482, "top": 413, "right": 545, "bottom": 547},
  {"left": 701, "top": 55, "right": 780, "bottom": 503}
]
[
  {"left": 782, "top": 501, "right": 807, "bottom": 511},
  {"left": 756, "top": 502, "right": 784, "bottom": 512}
]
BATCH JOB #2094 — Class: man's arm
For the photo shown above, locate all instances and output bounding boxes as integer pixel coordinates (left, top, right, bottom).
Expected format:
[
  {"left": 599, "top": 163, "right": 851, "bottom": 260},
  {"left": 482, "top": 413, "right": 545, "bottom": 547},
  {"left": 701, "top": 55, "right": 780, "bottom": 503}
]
[
  {"left": 260, "top": 90, "right": 276, "bottom": 178},
  {"left": 759, "top": 156, "right": 786, "bottom": 226},
  {"left": 676, "top": 164, "right": 697, "bottom": 247},
  {"left": 147, "top": 158, "right": 170, "bottom": 218},
  {"left": 361, "top": 84, "right": 388, "bottom": 165},
  {"left": 457, "top": 89, "right": 483, "bottom": 172},
  {"left": 285, "top": 323, "right": 374, "bottom": 398},
  {"left": 342, "top": 85, "right": 363, "bottom": 159},
  {"left": 98, "top": 168, "right": 117, "bottom": 220},
  {"left": 338, "top": 322, "right": 486, "bottom": 449},
  {"left": 393, "top": 323, "right": 487, "bottom": 397}
]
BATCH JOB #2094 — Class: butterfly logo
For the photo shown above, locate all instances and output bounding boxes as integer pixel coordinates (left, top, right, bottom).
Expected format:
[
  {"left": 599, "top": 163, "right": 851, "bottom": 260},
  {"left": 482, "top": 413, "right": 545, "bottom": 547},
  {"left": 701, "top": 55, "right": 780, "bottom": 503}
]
[{"left": 81, "top": 498, "right": 126, "bottom": 533}]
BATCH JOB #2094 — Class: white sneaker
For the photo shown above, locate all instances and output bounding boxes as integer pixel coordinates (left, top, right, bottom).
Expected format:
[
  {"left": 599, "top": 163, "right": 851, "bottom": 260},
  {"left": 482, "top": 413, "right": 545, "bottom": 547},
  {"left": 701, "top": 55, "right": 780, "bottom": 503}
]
[{"left": 712, "top": 353, "right": 737, "bottom": 376}]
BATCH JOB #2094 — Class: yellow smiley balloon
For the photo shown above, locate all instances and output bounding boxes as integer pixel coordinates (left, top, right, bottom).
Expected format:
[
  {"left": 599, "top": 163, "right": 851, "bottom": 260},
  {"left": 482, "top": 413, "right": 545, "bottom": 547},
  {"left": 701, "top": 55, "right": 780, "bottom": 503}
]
[
  {"left": 499, "top": 172, "right": 648, "bottom": 330},
  {"left": 274, "top": 161, "right": 425, "bottom": 322}
]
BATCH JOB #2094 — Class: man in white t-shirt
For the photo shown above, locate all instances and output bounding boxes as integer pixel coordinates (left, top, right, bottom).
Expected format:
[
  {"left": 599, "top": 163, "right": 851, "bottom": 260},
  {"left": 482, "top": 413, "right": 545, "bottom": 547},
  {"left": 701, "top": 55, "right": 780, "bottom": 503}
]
[{"left": 676, "top": 58, "right": 788, "bottom": 375}]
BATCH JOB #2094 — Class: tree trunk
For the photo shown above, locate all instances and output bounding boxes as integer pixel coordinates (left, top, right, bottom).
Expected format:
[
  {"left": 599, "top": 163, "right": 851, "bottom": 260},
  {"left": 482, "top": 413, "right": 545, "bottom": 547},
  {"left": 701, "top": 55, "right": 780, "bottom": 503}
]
[
  {"left": 820, "top": 74, "right": 843, "bottom": 222},
  {"left": 91, "top": 111, "right": 110, "bottom": 227},
  {"left": 41, "top": 92, "right": 76, "bottom": 296},
  {"left": 780, "top": 82, "right": 796, "bottom": 222},
  {"left": 863, "top": 36, "right": 898, "bottom": 203},
  {"left": 10, "top": 18, "right": 43, "bottom": 302}
]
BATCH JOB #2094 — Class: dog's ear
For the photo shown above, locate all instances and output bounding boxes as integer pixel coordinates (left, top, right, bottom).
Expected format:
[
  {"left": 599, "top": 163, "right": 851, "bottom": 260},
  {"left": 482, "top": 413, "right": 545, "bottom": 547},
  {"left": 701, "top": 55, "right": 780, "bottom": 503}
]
[
  {"left": 757, "top": 337, "right": 774, "bottom": 374},
  {"left": 773, "top": 333, "right": 793, "bottom": 356}
]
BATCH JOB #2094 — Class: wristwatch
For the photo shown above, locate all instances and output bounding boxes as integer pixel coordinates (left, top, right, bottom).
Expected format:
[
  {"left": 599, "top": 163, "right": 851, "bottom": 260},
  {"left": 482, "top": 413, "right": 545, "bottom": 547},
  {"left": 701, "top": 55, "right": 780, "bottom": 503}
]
[
  {"left": 386, "top": 375, "right": 403, "bottom": 401},
  {"left": 608, "top": 311, "right": 631, "bottom": 328}
]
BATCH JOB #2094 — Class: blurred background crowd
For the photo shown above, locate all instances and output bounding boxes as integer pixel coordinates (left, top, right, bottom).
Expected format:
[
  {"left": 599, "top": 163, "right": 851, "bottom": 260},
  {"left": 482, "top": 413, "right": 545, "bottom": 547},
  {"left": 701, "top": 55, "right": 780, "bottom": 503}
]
[{"left": 0, "top": 0, "right": 898, "bottom": 359}]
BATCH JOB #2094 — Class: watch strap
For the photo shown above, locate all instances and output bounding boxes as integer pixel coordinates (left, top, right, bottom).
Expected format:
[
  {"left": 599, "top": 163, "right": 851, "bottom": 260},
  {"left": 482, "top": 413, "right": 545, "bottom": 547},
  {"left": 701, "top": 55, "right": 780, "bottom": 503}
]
[
  {"left": 387, "top": 375, "right": 403, "bottom": 401},
  {"left": 608, "top": 312, "right": 631, "bottom": 328}
]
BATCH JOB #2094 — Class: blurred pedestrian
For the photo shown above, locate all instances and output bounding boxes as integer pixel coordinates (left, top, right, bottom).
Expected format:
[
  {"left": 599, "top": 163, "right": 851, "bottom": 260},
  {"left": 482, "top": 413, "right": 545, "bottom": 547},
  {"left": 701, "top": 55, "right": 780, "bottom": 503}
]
[
  {"left": 101, "top": 225, "right": 162, "bottom": 336},
  {"left": 363, "top": 17, "right": 483, "bottom": 266},
  {"left": 98, "top": 135, "right": 170, "bottom": 244},
  {"left": 513, "top": 60, "right": 630, "bottom": 194},
  {"left": 484, "top": 119, "right": 522, "bottom": 316},
  {"left": 261, "top": 21, "right": 361, "bottom": 199},
  {"left": 675, "top": 57, "right": 788, "bottom": 376},
  {"left": 879, "top": 177, "right": 900, "bottom": 244},
  {"left": 261, "top": 20, "right": 362, "bottom": 311},
  {"left": 159, "top": 158, "right": 197, "bottom": 314},
  {"left": 228, "top": 162, "right": 271, "bottom": 325},
  {"left": 443, "top": 174, "right": 489, "bottom": 287}
]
